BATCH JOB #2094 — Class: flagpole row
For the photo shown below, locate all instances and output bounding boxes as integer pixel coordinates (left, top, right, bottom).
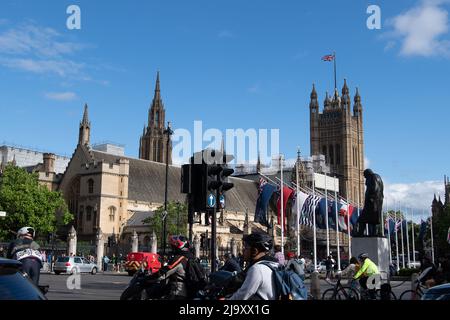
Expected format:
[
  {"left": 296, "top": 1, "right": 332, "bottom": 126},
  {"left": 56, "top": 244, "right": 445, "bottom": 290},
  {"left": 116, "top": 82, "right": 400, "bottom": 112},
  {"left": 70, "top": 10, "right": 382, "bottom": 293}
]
[
  {"left": 334, "top": 176, "right": 341, "bottom": 271},
  {"left": 280, "top": 155, "right": 285, "bottom": 256},
  {"left": 395, "top": 201, "right": 400, "bottom": 272}
]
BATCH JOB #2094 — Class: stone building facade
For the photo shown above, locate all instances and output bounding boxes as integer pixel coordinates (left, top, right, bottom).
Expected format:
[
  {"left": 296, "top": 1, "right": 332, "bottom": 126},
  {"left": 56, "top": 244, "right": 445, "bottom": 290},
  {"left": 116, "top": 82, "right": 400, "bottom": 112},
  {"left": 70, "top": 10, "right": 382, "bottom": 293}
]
[{"left": 309, "top": 79, "right": 365, "bottom": 206}]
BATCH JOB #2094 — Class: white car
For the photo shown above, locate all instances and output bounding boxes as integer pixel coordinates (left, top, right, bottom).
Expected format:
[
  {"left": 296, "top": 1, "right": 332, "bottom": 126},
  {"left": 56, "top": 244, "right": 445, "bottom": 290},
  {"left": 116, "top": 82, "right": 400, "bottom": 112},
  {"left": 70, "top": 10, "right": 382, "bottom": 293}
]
[
  {"left": 306, "top": 261, "right": 327, "bottom": 273},
  {"left": 53, "top": 256, "right": 98, "bottom": 275}
]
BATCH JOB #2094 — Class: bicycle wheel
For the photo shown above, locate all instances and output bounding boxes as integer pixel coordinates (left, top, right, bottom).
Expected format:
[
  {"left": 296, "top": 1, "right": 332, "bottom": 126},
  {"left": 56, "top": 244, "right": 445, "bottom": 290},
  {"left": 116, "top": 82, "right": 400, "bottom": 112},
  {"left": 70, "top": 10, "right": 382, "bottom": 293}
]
[
  {"left": 399, "top": 290, "right": 421, "bottom": 300},
  {"left": 375, "top": 289, "right": 397, "bottom": 300},
  {"left": 338, "top": 287, "right": 360, "bottom": 300},
  {"left": 322, "top": 288, "right": 337, "bottom": 300}
]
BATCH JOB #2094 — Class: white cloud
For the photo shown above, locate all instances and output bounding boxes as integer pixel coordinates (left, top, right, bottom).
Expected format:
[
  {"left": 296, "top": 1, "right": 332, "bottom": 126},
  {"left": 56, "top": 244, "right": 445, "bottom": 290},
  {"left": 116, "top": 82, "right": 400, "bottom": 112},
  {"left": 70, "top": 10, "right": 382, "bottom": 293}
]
[
  {"left": 384, "top": 180, "right": 443, "bottom": 215},
  {"left": 364, "top": 157, "right": 370, "bottom": 169},
  {"left": 218, "top": 30, "right": 233, "bottom": 38},
  {"left": 45, "top": 91, "right": 77, "bottom": 101},
  {"left": 386, "top": 0, "right": 450, "bottom": 57},
  {"left": 0, "top": 22, "right": 89, "bottom": 79},
  {"left": 0, "top": 23, "right": 84, "bottom": 58},
  {"left": 247, "top": 83, "right": 261, "bottom": 93},
  {"left": 1, "top": 58, "right": 84, "bottom": 77}
]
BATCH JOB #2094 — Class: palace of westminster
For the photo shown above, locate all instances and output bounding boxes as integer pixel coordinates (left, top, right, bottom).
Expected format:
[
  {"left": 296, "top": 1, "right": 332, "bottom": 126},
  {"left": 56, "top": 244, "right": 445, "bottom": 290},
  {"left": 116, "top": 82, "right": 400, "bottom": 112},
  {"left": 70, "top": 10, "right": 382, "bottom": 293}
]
[{"left": 1, "top": 71, "right": 378, "bottom": 257}]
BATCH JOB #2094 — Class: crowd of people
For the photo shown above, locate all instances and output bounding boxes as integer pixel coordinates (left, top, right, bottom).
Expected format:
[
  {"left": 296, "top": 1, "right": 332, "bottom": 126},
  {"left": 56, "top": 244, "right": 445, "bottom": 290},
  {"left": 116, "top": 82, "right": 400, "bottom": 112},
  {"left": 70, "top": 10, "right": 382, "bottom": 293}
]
[{"left": 4, "top": 225, "right": 450, "bottom": 300}]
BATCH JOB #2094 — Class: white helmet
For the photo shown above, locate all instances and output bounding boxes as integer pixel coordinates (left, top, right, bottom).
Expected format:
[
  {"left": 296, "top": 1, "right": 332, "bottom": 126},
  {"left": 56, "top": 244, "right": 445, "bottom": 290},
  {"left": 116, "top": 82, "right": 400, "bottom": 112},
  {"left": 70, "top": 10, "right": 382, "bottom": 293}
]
[{"left": 17, "top": 227, "right": 35, "bottom": 238}]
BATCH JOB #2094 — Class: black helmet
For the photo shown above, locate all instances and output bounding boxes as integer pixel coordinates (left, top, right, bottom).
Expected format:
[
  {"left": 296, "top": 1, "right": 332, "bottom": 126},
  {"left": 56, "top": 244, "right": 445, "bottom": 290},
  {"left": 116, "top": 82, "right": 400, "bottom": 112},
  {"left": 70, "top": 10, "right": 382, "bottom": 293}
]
[
  {"left": 243, "top": 232, "right": 273, "bottom": 252},
  {"left": 358, "top": 253, "right": 369, "bottom": 260}
]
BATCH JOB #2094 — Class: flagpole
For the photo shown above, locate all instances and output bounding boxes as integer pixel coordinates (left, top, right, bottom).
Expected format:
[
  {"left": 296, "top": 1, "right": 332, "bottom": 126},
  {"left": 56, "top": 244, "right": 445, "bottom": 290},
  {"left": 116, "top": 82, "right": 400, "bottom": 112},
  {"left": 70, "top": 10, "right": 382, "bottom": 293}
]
[
  {"left": 296, "top": 149, "right": 301, "bottom": 258},
  {"left": 395, "top": 201, "right": 400, "bottom": 272},
  {"left": 280, "top": 154, "right": 285, "bottom": 256},
  {"left": 312, "top": 177, "right": 318, "bottom": 271},
  {"left": 430, "top": 207, "right": 435, "bottom": 264},
  {"left": 411, "top": 208, "right": 416, "bottom": 266},
  {"left": 387, "top": 198, "right": 392, "bottom": 265},
  {"left": 325, "top": 172, "right": 330, "bottom": 257},
  {"left": 400, "top": 205, "right": 405, "bottom": 269},
  {"left": 405, "top": 207, "right": 411, "bottom": 268},
  {"left": 333, "top": 51, "right": 337, "bottom": 90},
  {"left": 334, "top": 176, "right": 341, "bottom": 271},
  {"left": 347, "top": 198, "right": 352, "bottom": 260}
]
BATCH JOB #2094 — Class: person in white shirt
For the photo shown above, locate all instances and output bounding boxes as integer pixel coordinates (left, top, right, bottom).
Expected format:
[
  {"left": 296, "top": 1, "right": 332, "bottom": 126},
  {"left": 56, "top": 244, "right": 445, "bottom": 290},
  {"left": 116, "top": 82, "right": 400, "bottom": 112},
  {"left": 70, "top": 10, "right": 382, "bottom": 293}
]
[{"left": 229, "top": 232, "right": 279, "bottom": 300}]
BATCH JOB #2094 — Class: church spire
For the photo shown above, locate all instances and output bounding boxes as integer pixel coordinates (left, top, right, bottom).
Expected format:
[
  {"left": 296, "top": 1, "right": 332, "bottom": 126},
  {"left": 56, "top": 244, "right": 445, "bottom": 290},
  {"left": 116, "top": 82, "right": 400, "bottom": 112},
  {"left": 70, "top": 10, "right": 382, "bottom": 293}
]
[
  {"left": 154, "top": 70, "right": 161, "bottom": 101},
  {"left": 79, "top": 103, "right": 91, "bottom": 146}
]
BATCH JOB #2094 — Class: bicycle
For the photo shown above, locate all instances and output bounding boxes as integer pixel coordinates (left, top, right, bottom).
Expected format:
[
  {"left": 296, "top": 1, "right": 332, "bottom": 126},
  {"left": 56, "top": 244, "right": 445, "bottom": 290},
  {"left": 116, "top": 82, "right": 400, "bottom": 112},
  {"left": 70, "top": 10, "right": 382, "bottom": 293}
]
[
  {"left": 356, "top": 272, "right": 397, "bottom": 300},
  {"left": 399, "top": 279, "right": 426, "bottom": 300},
  {"left": 322, "top": 275, "right": 360, "bottom": 300}
]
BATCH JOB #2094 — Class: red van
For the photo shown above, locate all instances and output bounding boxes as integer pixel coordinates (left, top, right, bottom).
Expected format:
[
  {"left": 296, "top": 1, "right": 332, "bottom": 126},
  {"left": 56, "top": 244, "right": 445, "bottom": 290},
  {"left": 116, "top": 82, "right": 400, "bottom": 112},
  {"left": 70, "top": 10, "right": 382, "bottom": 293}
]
[{"left": 125, "top": 252, "right": 162, "bottom": 276}]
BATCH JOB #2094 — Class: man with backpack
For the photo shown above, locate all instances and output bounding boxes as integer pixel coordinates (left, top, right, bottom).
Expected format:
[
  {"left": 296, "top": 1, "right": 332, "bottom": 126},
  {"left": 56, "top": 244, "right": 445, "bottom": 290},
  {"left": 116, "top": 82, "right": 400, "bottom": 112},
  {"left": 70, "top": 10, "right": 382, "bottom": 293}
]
[
  {"left": 228, "top": 232, "right": 308, "bottom": 300},
  {"left": 286, "top": 252, "right": 305, "bottom": 281},
  {"left": 229, "top": 232, "right": 279, "bottom": 300}
]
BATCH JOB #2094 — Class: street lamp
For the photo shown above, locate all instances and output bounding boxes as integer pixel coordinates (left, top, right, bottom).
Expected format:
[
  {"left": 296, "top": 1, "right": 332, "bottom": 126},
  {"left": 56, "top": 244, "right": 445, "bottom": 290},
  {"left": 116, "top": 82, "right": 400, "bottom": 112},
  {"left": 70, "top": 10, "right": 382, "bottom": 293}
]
[
  {"left": 162, "top": 121, "right": 173, "bottom": 255},
  {"left": 176, "top": 201, "right": 180, "bottom": 235}
]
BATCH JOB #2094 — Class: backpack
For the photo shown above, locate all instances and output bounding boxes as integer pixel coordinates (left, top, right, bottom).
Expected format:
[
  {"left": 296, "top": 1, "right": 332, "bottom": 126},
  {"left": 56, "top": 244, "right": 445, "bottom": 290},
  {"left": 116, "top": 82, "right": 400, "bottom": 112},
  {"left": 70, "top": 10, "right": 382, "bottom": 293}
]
[
  {"left": 259, "top": 261, "right": 308, "bottom": 300},
  {"left": 185, "top": 258, "right": 207, "bottom": 297}
]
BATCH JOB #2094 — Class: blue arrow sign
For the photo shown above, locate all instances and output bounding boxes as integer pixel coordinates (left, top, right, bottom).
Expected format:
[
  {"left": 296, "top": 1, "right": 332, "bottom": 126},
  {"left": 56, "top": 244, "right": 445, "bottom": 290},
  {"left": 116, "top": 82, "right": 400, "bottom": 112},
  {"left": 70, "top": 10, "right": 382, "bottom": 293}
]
[
  {"left": 219, "top": 195, "right": 225, "bottom": 209},
  {"left": 207, "top": 194, "right": 216, "bottom": 208}
]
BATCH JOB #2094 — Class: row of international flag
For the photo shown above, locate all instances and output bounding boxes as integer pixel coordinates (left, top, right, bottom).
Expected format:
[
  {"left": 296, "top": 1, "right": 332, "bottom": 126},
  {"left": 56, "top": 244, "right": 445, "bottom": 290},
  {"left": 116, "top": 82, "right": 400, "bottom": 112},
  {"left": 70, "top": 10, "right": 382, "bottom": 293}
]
[
  {"left": 254, "top": 177, "right": 438, "bottom": 242},
  {"left": 254, "top": 178, "right": 361, "bottom": 233}
]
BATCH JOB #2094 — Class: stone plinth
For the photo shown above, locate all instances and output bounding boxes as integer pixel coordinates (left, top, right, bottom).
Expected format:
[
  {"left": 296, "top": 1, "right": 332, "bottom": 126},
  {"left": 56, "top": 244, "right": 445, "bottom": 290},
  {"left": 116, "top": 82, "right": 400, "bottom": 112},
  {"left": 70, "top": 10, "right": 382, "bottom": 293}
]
[{"left": 351, "top": 237, "right": 390, "bottom": 279}]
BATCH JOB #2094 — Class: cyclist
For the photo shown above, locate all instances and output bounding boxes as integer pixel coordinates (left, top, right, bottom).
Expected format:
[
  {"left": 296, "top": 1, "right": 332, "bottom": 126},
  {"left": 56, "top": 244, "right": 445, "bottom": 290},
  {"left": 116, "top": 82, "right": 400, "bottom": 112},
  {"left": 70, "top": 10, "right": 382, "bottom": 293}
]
[
  {"left": 353, "top": 253, "right": 379, "bottom": 299},
  {"left": 7, "top": 227, "right": 43, "bottom": 285},
  {"left": 158, "top": 235, "right": 206, "bottom": 299},
  {"left": 229, "top": 232, "right": 279, "bottom": 300},
  {"left": 338, "top": 257, "right": 360, "bottom": 286}
]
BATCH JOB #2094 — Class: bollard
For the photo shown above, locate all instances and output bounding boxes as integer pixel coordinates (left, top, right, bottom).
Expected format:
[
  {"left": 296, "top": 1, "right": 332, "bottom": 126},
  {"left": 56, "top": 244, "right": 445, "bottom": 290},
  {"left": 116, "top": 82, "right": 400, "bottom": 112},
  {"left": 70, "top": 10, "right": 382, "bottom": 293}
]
[
  {"left": 310, "top": 271, "right": 321, "bottom": 300},
  {"left": 411, "top": 273, "right": 419, "bottom": 300}
]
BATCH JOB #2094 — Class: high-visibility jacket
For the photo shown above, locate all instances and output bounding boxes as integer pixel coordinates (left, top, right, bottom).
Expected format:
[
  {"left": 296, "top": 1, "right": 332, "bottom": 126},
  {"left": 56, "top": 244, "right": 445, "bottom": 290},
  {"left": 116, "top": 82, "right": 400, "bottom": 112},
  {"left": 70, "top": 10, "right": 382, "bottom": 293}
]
[{"left": 353, "top": 258, "right": 379, "bottom": 279}]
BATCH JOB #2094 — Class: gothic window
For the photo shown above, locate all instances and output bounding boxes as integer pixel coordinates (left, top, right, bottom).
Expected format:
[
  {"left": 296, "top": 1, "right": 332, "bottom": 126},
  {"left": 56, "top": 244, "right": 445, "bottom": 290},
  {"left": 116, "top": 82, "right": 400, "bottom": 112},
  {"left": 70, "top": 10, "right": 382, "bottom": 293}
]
[
  {"left": 155, "top": 111, "right": 160, "bottom": 127},
  {"left": 329, "top": 145, "right": 334, "bottom": 165},
  {"left": 109, "top": 206, "right": 116, "bottom": 222},
  {"left": 322, "top": 146, "right": 327, "bottom": 163},
  {"left": 86, "top": 206, "right": 92, "bottom": 221},
  {"left": 88, "top": 179, "right": 94, "bottom": 194},
  {"left": 159, "top": 140, "right": 164, "bottom": 162},
  {"left": 336, "top": 144, "right": 341, "bottom": 165},
  {"left": 153, "top": 140, "right": 158, "bottom": 161}
]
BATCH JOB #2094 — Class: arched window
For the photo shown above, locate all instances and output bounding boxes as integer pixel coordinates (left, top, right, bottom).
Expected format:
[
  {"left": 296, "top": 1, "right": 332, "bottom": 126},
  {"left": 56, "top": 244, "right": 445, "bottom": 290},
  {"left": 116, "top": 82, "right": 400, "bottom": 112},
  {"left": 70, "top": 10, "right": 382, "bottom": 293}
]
[
  {"left": 143, "top": 236, "right": 150, "bottom": 252},
  {"left": 336, "top": 144, "right": 341, "bottom": 165},
  {"left": 88, "top": 179, "right": 94, "bottom": 194},
  {"left": 152, "top": 141, "right": 157, "bottom": 161},
  {"left": 322, "top": 145, "right": 327, "bottom": 163},
  {"left": 86, "top": 206, "right": 92, "bottom": 221},
  {"left": 109, "top": 206, "right": 116, "bottom": 222},
  {"left": 329, "top": 145, "right": 334, "bottom": 165},
  {"left": 155, "top": 111, "right": 159, "bottom": 126}
]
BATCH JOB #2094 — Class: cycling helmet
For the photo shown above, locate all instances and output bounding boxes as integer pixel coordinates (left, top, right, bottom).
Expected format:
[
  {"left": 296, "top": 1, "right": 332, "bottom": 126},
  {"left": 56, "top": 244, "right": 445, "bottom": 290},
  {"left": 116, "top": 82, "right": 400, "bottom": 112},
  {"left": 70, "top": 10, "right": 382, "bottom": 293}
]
[
  {"left": 358, "top": 253, "right": 369, "bottom": 260},
  {"left": 287, "top": 252, "right": 296, "bottom": 259},
  {"left": 243, "top": 232, "right": 273, "bottom": 252},
  {"left": 17, "top": 227, "right": 35, "bottom": 238},
  {"left": 168, "top": 235, "right": 189, "bottom": 251}
]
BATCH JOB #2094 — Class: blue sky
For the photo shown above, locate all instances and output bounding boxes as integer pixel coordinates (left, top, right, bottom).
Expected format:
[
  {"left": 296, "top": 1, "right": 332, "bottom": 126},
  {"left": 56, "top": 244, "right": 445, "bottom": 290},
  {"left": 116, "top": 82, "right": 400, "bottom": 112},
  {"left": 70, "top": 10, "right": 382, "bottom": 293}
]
[{"left": 0, "top": 0, "right": 449, "bottom": 213}]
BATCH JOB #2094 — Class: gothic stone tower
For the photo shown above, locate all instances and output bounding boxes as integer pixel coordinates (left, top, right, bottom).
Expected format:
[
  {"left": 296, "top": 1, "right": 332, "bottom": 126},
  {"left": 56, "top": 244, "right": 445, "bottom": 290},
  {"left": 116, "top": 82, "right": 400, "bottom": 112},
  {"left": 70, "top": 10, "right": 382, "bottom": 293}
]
[
  {"left": 139, "top": 72, "right": 172, "bottom": 164},
  {"left": 309, "top": 79, "right": 364, "bottom": 206},
  {"left": 79, "top": 104, "right": 91, "bottom": 146}
]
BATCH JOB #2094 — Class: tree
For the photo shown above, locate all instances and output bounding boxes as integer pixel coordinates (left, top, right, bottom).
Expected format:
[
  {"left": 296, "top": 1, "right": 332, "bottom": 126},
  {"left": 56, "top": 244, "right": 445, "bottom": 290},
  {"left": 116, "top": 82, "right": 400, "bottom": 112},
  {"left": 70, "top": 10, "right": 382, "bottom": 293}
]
[
  {"left": 143, "top": 201, "right": 188, "bottom": 241},
  {"left": 0, "top": 164, "right": 73, "bottom": 241},
  {"left": 431, "top": 205, "right": 450, "bottom": 259}
]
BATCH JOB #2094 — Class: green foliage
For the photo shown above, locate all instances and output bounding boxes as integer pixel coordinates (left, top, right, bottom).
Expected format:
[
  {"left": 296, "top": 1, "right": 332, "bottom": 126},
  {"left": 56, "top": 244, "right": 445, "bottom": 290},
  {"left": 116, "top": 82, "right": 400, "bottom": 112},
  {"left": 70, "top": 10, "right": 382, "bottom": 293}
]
[
  {"left": 142, "top": 201, "right": 188, "bottom": 239},
  {"left": 432, "top": 205, "right": 450, "bottom": 258},
  {"left": 0, "top": 164, "right": 73, "bottom": 241}
]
